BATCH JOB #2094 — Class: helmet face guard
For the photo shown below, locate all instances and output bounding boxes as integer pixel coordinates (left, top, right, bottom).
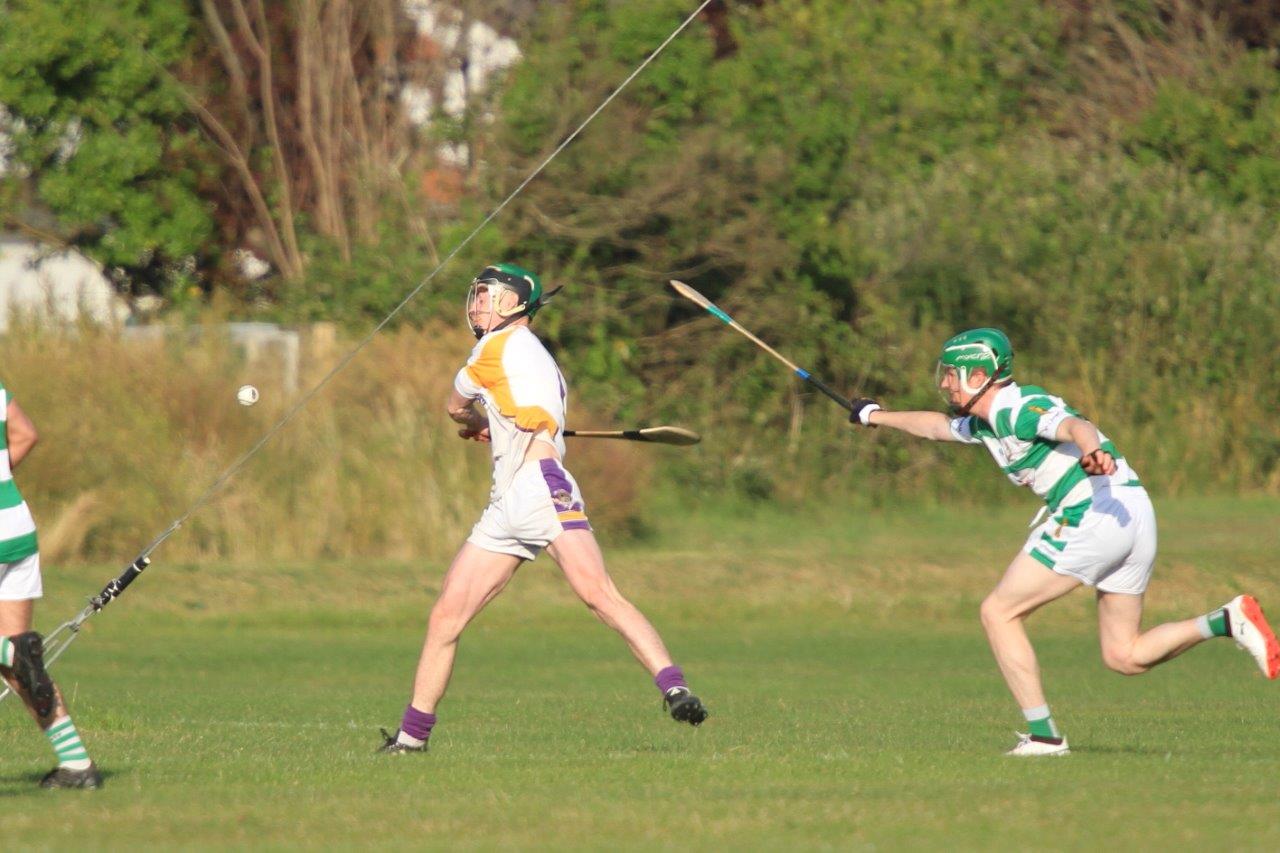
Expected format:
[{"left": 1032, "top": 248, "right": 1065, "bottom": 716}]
[
  {"left": 465, "top": 264, "right": 543, "bottom": 339},
  {"left": 935, "top": 360, "right": 994, "bottom": 414},
  {"left": 935, "top": 359, "right": 990, "bottom": 394},
  {"left": 935, "top": 329, "right": 1013, "bottom": 415},
  {"left": 465, "top": 281, "right": 525, "bottom": 338}
]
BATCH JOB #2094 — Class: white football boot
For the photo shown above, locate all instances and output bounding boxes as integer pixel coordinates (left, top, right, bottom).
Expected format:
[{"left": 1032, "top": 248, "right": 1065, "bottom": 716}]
[
  {"left": 1223, "top": 595, "right": 1280, "bottom": 680},
  {"left": 1005, "top": 732, "right": 1070, "bottom": 757}
]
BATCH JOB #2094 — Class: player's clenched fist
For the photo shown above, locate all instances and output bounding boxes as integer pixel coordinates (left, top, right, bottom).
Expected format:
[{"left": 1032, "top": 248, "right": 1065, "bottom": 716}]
[{"left": 1079, "top": 448, "right": 1116, "bottom": 476}]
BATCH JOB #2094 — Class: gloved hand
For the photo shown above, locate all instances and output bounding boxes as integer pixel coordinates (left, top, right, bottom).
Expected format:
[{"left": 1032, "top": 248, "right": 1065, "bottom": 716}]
[{"left": 848, "top": 397, "right": 881, "bottom": 427}]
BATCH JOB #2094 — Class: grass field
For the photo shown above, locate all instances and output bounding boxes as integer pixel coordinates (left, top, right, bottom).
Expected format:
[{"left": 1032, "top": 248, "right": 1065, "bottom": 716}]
[{"left": 4, "top": 496, "right": 1278, "bottom": 849}]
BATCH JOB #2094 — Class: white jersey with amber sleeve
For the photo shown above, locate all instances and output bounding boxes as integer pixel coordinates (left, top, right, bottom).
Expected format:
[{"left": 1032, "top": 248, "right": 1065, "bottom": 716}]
[{"left": 454, "top": 325, "right": 569, "bottom": 498}]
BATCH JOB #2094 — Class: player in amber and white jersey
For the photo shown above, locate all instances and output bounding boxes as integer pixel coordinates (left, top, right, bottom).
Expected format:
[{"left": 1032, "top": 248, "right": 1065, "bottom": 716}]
[
  {"left": 847, "top": 328, "right": 1278, "bottom": 757},
  {"left": 380, "top": 264, "right": 707, "bottom": 754}
]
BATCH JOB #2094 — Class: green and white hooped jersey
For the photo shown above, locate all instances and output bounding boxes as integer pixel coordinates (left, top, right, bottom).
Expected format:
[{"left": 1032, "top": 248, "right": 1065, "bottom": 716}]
[
  {"left": 949, "top": 382, "right": 1140, "bottom": 524},
  {"left": 0, "top": 384, "right": 38, "bottom": 563}
]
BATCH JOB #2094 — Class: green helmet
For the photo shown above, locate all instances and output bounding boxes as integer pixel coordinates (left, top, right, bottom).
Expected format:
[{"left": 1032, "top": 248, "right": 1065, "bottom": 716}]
[
  {"left": 466, "top": 262, "right": 554, "bottom": 338},
  {"left": 935, "top": 328, "right": 1013, "bottom": 409}
]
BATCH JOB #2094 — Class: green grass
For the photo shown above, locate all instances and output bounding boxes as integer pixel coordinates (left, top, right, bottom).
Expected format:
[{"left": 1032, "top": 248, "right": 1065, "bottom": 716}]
[{"left": 4, "top": 496, "right": 1279, "bottom": 849}]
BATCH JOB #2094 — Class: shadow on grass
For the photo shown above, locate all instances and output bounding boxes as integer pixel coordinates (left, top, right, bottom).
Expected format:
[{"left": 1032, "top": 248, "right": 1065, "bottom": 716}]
[
  {"left": 0, "top": 766, "right": 120, "bottom": 795},
  {"left": 1068, "top": 744, "right": 1167, "bottom": 757}
]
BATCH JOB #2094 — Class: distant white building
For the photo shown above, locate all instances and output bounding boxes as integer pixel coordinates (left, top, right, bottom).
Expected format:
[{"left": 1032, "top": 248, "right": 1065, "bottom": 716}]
[
  {"left": 0, "top": 105, "right": 11, "bottom": 177},
  {"left": 401, "top": 1, "right": 522, "bottom": 166},
  {"left": 0, "top": 234, "right": 130, "bottom": 333}
]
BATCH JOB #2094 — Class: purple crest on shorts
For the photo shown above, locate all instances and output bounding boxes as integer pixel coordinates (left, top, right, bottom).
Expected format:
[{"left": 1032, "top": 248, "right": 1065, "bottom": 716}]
[
  {"left": 539, "top": 458, "right": 573, "bottom": 498},
  {"left": 540, "top": 458, "right": 591, "bottom": 530}
]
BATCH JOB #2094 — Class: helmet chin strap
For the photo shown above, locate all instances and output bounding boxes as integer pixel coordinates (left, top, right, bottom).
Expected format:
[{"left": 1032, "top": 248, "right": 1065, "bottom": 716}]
[
  {"left": 469, "top": 284, "right": 563, "bottom": 339},
  {"left": 488, "top": 285, "right": 564, "bottom": 336},
  {"left": 955, "top": 373, "right": 1000, "bottom": 416},
  {"left": 490, "top": 303, "right": 532, "bottom": 334}
]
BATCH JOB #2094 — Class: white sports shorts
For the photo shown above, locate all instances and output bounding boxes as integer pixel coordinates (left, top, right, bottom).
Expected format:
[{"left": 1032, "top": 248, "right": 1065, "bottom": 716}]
[
  {"left": 1023, "top": 485, "right": 1156, "bottom": 595},
  {"left": 468, "top": 458, "right": 591, "bottom": 561},
  {"left": 0, "top": 552, "right": 43, "bottom": 601}
]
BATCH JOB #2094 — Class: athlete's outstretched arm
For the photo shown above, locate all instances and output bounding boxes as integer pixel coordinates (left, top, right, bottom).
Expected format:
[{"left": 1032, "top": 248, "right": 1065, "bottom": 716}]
[{"left": 866, "top": 409, "right": 958, "bottom": 442}]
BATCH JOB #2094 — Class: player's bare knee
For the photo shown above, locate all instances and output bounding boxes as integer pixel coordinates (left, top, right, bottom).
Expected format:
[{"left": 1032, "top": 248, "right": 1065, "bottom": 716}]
[
  {"left": 1101, "top": 648, "right": 1146, "bottom": 676},
  {"left": 979, "top": 595, "right": 1009, "bottom": 631},
  {"left": 578, "top": 584, "right": 614, "bottom": 614},
  {"left": 426, "top": 603, "right": 467, "bottom": 643},
  {"left": 580, "top": 584, "right": 629, "bottom": 620}
]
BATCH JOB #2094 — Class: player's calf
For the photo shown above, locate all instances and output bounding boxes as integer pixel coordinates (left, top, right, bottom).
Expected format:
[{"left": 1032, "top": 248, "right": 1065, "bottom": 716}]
[
  {"left": 1100, "top": 648, "right": 1148, "bottom": 676},
  {"left": 2, "top": 632, "right": 102, "bottom": 788},
  {"left": 1, "top": 631, "right": 55, "bottom": 719}
]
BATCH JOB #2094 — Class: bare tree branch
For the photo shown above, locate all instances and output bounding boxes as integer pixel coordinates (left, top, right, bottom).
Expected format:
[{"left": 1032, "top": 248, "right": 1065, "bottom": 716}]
[
  {"left": 200, "top": 0, "right": 250, "bottom": 125},
  {"left": 247, "top": 0, "right": 303, "bottom": 275},
  {"left": 177, "top": 83, "right": 295, "bottom": 278}
]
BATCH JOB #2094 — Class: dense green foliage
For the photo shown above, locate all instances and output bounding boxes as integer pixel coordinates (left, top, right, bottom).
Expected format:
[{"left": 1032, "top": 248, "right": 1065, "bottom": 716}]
[
  {"left": 3, "top": 0, "right": 1278, "bottom": 504},
  {"left": 468, "top": 0, "right": 1280, "bottom": 500},
  {"left": 5, "top": 498, "right": 1279, "bottom": 845},
  {"left": 0, "top": 0, "right": 214, "bottom": 295}
]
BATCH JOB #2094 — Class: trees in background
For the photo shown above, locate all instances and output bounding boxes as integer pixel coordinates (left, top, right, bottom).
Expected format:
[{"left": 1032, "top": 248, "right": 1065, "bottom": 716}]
[
  {"left": 192, "top": 0, "right": 419, "bottom": 282},
  {"left": 0, "top": 0, "right": 458, "bottom": 301},
  {"left": 473, "top": 0, "right": 1280, "bottom": 496},
  {"left": 0, "top": 0, "right": 212, "bottom": 297},
  {"left": 1, "top": 0, "right": 1276, "bottom": 495}
]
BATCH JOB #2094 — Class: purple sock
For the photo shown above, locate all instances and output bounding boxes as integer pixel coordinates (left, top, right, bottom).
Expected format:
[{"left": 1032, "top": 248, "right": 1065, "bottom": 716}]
[
  {"left": 654, "top": 665, "right": 687, "bottom": 694},
  {"left": 400, "top": 704, "right": 437, "bottom": 741}
]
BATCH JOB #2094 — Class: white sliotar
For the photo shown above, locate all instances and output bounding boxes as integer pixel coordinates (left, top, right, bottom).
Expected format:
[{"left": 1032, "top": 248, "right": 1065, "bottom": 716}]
[{"left": 236, "top": 384, "right": 260, "bottom": 406}]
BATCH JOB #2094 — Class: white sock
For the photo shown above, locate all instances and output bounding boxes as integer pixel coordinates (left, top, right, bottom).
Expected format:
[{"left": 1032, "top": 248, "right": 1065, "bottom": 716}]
[
  {"left": 1021, "top": 704, "right": 1051, "bottom": 722},
  {"left": 396, "top": 730, "right": 426, "bottom": 748},
  {"left": 1195, "top": 614, "right": 1214, "bottom": 639}
]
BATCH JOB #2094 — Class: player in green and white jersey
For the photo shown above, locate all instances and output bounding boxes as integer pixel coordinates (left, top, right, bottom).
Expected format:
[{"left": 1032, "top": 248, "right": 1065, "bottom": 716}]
[
  {"left": 0, "top": 381, "right": 101, "bottom": 787},
  {"left": 847, "top": 328, "right": 1279, "bottom": 756}
]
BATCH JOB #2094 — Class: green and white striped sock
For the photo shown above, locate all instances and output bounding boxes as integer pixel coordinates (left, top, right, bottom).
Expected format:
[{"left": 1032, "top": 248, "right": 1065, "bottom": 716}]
[
  {"left": 1196, "top": 608, "right": 1231, "bottom": 639},
  {"left": 0, "top": 636, "right": 12, "bottom": 667},
  {"left": 44, "top": 716, "right": 92, "bottom": 771},
  {"left": 1022, "top": 704, "right": 1062, "bottom": 742}
]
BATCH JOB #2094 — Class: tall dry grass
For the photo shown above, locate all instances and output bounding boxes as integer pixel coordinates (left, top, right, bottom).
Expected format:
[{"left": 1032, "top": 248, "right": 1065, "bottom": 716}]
[{"left": 2, "top": 323, "right": 650, "bottom": 564}]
